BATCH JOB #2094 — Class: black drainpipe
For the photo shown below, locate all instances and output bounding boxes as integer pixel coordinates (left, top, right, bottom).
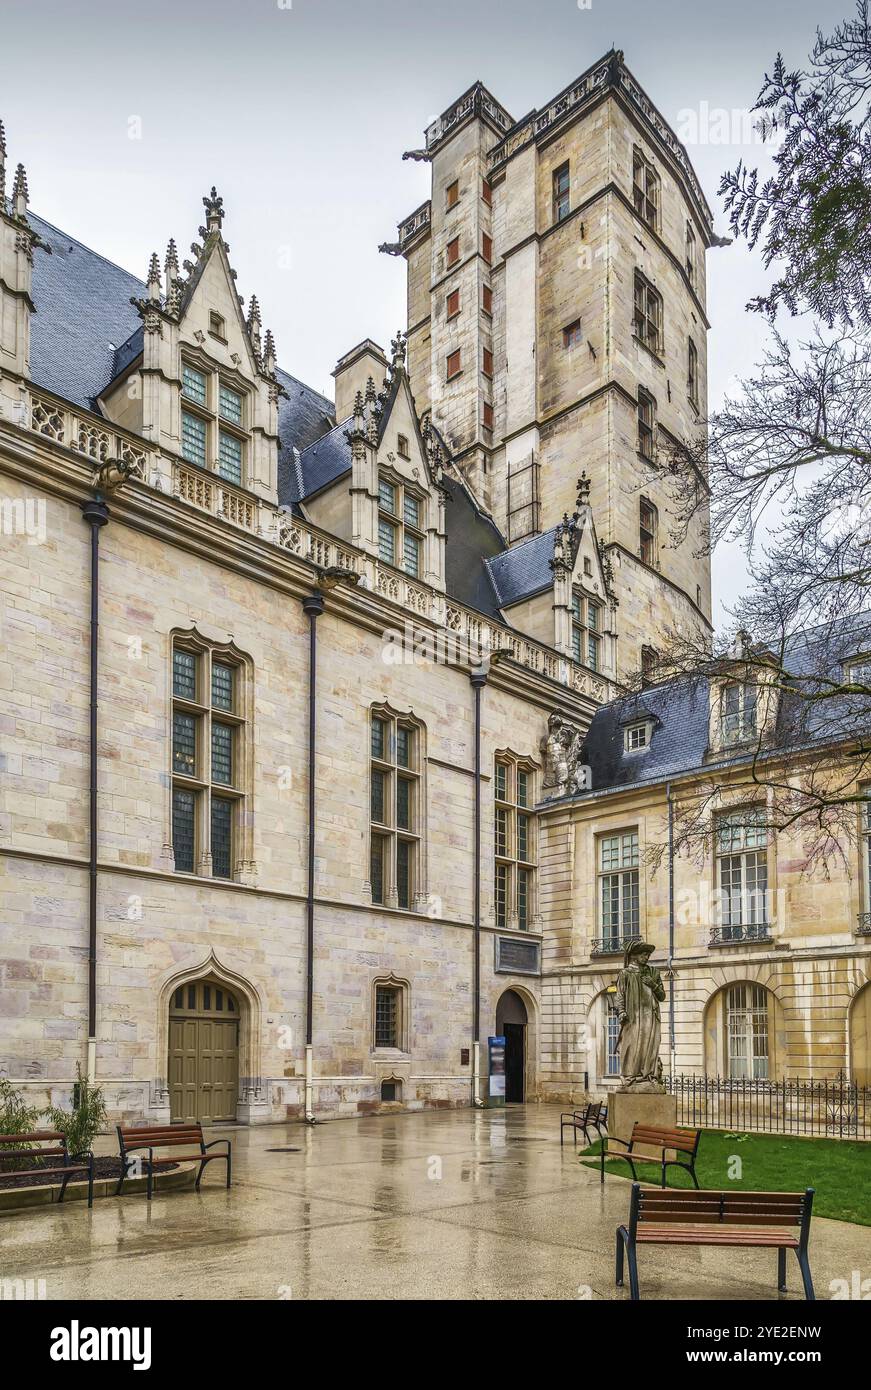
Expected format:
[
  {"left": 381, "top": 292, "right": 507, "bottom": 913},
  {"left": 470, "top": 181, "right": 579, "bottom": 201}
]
[
  {"left": 666, "top": 780, "right": 675, "bottom": 1079},
  {"left": 81, "top": 495, "right": 109, "bottom": 1056},
  {"left": 469, "top": 667, "right": 487, "bottom": 1106},
  {"left": 302, "top": 591, "right": 324, "bottom": 1122}
]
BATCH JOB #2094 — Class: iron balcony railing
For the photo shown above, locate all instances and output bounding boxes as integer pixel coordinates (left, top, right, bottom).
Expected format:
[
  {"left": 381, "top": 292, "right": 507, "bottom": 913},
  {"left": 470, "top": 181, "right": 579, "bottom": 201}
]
[
  {"left": 709, "top": 924, "right": 771, "bottom": 946},
  {"left": 666, "top": 1073, "right": 870, "bottom": 1140},
  {"left": 590, "top": 934, "right": 643, "bottom": 957}
]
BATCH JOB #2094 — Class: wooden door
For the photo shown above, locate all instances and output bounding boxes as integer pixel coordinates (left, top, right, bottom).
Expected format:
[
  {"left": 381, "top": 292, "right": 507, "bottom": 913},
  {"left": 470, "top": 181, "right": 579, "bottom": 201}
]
[{"left": 169, "top": 980, "right": 239, "bottom": 1123}]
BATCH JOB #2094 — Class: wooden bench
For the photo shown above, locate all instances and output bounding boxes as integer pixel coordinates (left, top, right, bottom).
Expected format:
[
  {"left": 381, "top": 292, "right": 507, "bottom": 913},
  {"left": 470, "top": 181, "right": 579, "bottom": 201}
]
[
  {"left": 0, "top": 1130, "right": 94, "bottom": 1207},
  {"left": 616, "top": 1183, "right": 815, "bottom": 1300},
  {"left": 600, "top": 1121, "right": 701, "bottom": 1188},
  {"left": 560, "top": 1100, "right": 607, "bottom": 1148},
  {"left": 116, "top": 1123, "right": 232, "bottom": 1201}
]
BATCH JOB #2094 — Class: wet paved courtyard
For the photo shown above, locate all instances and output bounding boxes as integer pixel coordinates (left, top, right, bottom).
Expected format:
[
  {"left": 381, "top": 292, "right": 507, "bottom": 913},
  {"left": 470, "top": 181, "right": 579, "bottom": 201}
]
[{"left": 3, "top": 1104, "right": 868, "bottom": 1300}]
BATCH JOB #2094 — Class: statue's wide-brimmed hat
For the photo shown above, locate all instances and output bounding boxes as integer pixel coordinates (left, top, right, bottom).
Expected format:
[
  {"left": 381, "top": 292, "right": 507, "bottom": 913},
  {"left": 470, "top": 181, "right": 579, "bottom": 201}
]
[{"left": 624, "top": 938, "right": 655, "bottom": 967}]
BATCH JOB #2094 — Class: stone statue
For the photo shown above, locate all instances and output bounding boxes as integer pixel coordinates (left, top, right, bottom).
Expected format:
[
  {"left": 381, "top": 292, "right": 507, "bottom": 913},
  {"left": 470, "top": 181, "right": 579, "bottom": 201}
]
[
  {"left": 615, "top": 939, "right": 666, "bottom": 1091},
  {"left": 541, "top": 712, "right": 585, "bottom": 797}
]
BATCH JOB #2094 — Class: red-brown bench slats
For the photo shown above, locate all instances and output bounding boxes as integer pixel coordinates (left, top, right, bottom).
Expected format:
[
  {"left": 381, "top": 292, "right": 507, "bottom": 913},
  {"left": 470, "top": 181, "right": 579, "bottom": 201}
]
[
  {"left": 615, "top": 1184, "right": 815, "bottom": 1301},
  {"left": 600, "top": 1121, "right": 702, "bottom": 1188},
  {"left": 0, "top": 1130, "right": 94, "bottom": 1208},
  {"left": 116, "top": 1122, "right": 232, "bottom": 1201}
]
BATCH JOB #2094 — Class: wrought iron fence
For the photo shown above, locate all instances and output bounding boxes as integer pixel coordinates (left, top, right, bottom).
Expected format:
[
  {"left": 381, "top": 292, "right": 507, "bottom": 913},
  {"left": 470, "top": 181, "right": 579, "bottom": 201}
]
[{"left": 665, "top": 1073, "right": 870, "bottom": 1140}]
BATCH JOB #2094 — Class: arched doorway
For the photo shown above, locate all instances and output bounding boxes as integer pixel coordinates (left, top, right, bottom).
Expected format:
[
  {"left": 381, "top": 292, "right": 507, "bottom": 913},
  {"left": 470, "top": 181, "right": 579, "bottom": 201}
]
[
  {"left": 850, "top": 983, "right": 871, "bottom": 1084},
  {"left": 496, "top": 989, "right": 528, "bottom": 1103},
  {"left": 169, "top": 977, "right": 239, "bottom": 1123}
]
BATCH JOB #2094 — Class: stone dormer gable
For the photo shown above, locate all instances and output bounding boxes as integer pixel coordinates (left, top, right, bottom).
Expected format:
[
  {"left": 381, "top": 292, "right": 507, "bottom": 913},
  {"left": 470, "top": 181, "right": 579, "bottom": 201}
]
[
  {"left": 301, "top": 333, "right": 448, "bottom": 592},
  {"left": 100, "top": 187, "right": 285, "bottom": 506},
  {"left": 706, "top": 629, "right": 780, "bottom": 758}
]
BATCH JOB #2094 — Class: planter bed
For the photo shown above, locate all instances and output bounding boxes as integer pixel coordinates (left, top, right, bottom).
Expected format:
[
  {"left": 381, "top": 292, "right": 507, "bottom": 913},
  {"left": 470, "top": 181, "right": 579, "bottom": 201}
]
[{"left": 0, "top": 1157, "right": 190, "bottom": 1213}]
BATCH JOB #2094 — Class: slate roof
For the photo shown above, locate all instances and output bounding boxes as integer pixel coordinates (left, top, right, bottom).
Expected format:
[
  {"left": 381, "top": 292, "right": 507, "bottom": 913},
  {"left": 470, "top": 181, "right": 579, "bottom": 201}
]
[
  {"left": 26, "top": 212, "right": 335, "bottom": 460},
  {"left": 579, "top": 614, "right": 871, "bottom": 798},
  {"left": 485, "top": 527, "right": 559, "bottom": 607}
]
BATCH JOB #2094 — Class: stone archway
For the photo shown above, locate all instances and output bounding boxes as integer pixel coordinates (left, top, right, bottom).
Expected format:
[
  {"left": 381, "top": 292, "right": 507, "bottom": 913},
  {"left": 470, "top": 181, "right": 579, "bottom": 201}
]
[
  {"left": 849, "top": 982, "right": 871, "bottom": 1084},
  {"left": 496, "top": 987, "right": 536, "bottom": 1103},
  {"left": 155, "top": 949, "right": 264, "bottom": 1123}
]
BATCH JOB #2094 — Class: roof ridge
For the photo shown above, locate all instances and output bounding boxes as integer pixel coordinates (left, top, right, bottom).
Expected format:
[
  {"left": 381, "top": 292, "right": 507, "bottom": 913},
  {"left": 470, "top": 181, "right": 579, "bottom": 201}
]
[{"left": 30, "top": 210, "right": 147, "bottom": 289}]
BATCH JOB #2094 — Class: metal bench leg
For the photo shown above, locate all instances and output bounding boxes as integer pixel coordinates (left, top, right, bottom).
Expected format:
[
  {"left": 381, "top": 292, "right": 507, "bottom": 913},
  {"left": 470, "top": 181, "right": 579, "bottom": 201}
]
[
  {"left": 87, "top": 1161, "right": 94, "bottom": 1210},
  {"left": 626, "top": 1239, "right": 640, "bottom": 1301},
  {"left": 226, "top": 1151, "right": 231, "bottom": 1188},
  {"left": 146, "top": 1163, "right": 153, "bottom": 1202},
  {"left": 58, "top": 1172, "right": 70, "bottom": 1205},
  {"left": 115, "top": 1161, "right": 127, "bottom": 1197},
  {"left": 615, "top": 1227, "right": 625, "bottom": 1287},
  {"left": 195, "top": 1159, "right": 206, "bottom": 1191},
  {"left": 777, "top": 1247, "right": 787, "bottom": 1293},
  {"left": 795, "top": 1249, "right": 815, "bottom": 1301}
]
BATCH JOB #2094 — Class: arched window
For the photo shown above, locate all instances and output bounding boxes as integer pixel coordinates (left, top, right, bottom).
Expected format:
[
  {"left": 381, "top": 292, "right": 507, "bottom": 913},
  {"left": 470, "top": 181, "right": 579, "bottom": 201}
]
[{"left": 726, "top": 984, "right": 769, "bottom": 1079}]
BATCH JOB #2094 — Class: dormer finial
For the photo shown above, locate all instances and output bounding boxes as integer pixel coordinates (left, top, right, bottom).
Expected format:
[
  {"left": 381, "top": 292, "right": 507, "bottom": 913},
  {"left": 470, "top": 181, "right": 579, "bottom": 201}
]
[
  {"left": 390, "top": 329, "right": 406, "bottom": 372},
  {"left": 203, "top": 185, "right": 224, "bottom": 233},
  {"left": 263, "top": 328, "right": 276, "bottom": 373},
  {"left": 576, "top": 470, "right": 591, "bottom": 510},
  {"left": 146, "top": 252, "right": 161, "bottom": 302}
]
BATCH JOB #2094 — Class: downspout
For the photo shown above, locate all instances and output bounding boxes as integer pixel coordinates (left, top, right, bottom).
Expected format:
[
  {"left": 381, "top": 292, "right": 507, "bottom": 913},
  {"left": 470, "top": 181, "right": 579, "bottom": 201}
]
[
  {"left": 469, "top": 668, "right": 487, "bottom": 1107},
  {"left": 81, "top": 494, "right": 109, "bottom": 1082},
  {"left": 666, "top": 780, "right": 676, "bottom": 1080},
  {"left": 302, "top": 591, "right": 325, "bottom": 1123}
]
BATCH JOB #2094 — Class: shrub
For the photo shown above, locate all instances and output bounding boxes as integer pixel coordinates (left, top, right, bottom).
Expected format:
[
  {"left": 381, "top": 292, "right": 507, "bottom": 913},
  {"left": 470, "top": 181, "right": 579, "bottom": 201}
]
[
  {"left": 0, "top": 1077, "right": 43, "bottom": 1171},
  {"left": 46, "top": 1064, "right": 107, "bottom": 1157}
]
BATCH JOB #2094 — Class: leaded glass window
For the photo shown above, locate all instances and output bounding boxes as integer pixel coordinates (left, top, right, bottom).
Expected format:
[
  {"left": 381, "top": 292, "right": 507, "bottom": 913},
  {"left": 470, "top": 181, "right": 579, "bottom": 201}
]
[
  {"left": 377, "top": 472, "right": 424, "bottom": 577},
  {"left": 218, "top": 430, "right": 242, "bottom": 485},
  {"left": 182, "top": 365, "right": 207, "bottom": 405},
  {"left": 369, "top": 710, "right": 421, "bottom": 910},
  {"left": 219, "top": 385, "right": 243, "bottom": 426},
  {"left": 375, "top": 985, "right": 399, "bottom": 1048},
  {"left": 494, "top": 755, "right": 537, "bottom": 930},
  {"left": 171, "top": 638, "right": 246, "bottom": 880},
  {"left": 182, "top": 411, "right": 207, "bottom": 466}
]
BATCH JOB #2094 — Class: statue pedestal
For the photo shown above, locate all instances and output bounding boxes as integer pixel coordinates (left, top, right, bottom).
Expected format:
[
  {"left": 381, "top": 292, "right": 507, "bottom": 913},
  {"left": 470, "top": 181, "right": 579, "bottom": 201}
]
[{"left": 609, "top": 1090, "right": 678, "bottom": 1158}]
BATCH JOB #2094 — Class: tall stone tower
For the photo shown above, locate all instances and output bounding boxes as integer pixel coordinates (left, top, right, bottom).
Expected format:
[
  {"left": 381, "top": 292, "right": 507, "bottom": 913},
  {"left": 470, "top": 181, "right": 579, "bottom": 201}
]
[{"left": 384, "top": 52, "right": 715, "bottom": 682}]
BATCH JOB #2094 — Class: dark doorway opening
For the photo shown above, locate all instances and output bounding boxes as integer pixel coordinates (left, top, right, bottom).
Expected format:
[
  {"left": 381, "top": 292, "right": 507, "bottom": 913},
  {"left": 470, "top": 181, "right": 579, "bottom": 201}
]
[{"left": 496, "top": 989, "right": 528, "bottom": 1103}]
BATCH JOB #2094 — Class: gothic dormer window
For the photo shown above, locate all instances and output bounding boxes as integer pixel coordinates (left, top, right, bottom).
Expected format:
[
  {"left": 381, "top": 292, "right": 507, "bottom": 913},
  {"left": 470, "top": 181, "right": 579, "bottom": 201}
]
[
  {"left": 571, "top": 590, "right": 601, "bottom": 670},
  {"left": 378, "top": 473, "right": 424, "bottom": 578},
  {"left": 180, "top": 357, "right": 248, "bottom": 488}
]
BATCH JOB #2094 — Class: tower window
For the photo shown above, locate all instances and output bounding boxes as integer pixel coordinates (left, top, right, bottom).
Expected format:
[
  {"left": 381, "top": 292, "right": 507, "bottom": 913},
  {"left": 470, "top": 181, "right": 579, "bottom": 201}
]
[
  {"left": 446, "top": 288, "right": 460, "bottom": 319},
  {"left": 483, "top": 401, "right": 494, "bottom": 430},
  {"left": 562, "top": 319, "right": 582, "bottom": 349},
  {"left": 688, "top": 337, "right": 699, "bottom": 409},
  {"left": 632, "top": 148, "right": 660, "bottom": 230},
  {"left": 445, "top": 179, "right": 459, "bottom": 209},
  {"left": 552, "top": 161, "right": 571, "bottom": 223},
  {"left": 639, "top": 499, "right": 658, "bottom": 566},
  {"left": 634, "top": 273, "right": 663, "bottom": 356},
  {"left": 482, "top": 177, "right": 492, "bottom": 206},
  {"left": 482, "top": 233, "right": 492, "bottom": 264},
  {"left": 446, "top": 236, "right": 460, "bottom": 267},
  {"left": 483, "top": 347, "right": 493, "bottom": 378},
  {"left": 482, "top": 284, "right": 492, "bottom": 315},
  {"left": 637, "top": 388, "right": 656, "bottom": 460},
  {"left": 686, "top": 221, "right": 697, "bottom": 288},
  {"left": 446, "top": 349, "right": 462, "bottom": 380}
]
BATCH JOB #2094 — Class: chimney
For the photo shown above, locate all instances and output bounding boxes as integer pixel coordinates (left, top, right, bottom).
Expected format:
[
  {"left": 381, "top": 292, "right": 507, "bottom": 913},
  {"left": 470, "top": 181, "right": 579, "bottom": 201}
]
[{"left": 332, "top": 339, "right": 388, "bottom": 423}]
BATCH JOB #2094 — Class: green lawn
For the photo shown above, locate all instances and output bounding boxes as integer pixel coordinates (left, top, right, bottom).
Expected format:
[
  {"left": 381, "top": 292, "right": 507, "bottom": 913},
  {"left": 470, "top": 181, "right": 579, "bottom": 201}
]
[{"left": 580, "top": 1130, "right": 871, "bottom": 1225}]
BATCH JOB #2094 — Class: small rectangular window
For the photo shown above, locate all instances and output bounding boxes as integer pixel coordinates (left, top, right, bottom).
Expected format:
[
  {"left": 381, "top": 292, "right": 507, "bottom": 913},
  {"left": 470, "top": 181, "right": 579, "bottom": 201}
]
[
  {"left": 211, "top": 661, "right": 234, "bottom": 711},
  {"left": 219, "top": 385, "right": 243, "bottom": 426},
  {"left": 634, "top": 273, "right": 663, "bottom": 356},
  {"left": 397, "top": 434, "right": 411, "bottom": 459},
  {"left": 181, "top": 411, "right": 207, "bottom": 467},
  {"left": 483, "top": 347, "right": 493, "bottom": 377},
  {"left": 396, "top": 727, "right": 411, "bottom": 768},
  {"left": 637, "top": 389, "right": 656, "bottom": 460},
  {"left": 182, "top": 365, "right": 207, "bottom": 406},
  {"left": 482, "top": 233, "right": 492, "bottom": 264},
  {"left": 211, "top": 797, "right": 233, "bottom": 879},
  {"left": 482, "top": 178, "right": 492, "bottom": 206},
  {"left": 445, "top": 179, "right": 459, "bottom": 209},
  {"left": 370, "top": 835, "right": 386, "bottom": 905},
  {"left": 483, "top": 401, "right": 494, "bottom": 430},
  {"left": 396, "top": 839, "right": 411, "bottom": 909},
  {"left": 379, "top": 477, "right": 397, "bottom": 514},
  {"left": 562, "top": 319, "right": 582, "bottom": 349},
  {"left": 482, "top": 284, "right": 492, "bottom": 315},
  {"left": 447, "top": 349, "right": 462, "bottom": 380},
  {"left": 378, "top": 518, "right": 396, "bottom": 565},
  {"left": 640, "top": 499, "right": 658, "bottom": 566},
  {"left": 632, "top": 148, "right": 659, "bottom": 229},
  {"left": 397, "top": 776, "right": 412, "bottom": 831},
  {"left": 552, "top": 161, "right": 571, "bottom": 223},
  {"left": 403, "top": 494, "right": 420, "bottom": 529},
  {"left": 371, "top": 768, "right": 387, "bottom": 824},
  {"left": 375, "top": 985, "right": 398, "bottom": 1047},
  {"left": 209, "top": 311, "right": 226, "bottom": 340},
  {"left": 446, "top": 288, "right": 460, "bottom": 319},
  {"left": 403, "top": 532, "right": 421, "bottom": 578},
  {"left": 688, "top": 337, "right": 699, "bottom": 408},
  {"left": 173, "top": 648, "right": 197, "bottom": 701},
  {"left": 172, "top": 710, "right": 197, "bottom": 777},
  {"left": 371, "top": 717, "right": 387, "bottom": 761},
  {"left": 217, "top": 430, "right": 243, "bottom": 486},
  {"left": 172, "top": 788, "right": 196, "bottom": 873},
  {"left": 446, "top": 236, "right": 460, "bottom": 267},
  {"left": 211, "top": 722, "right": 234, "bottom": 785}
]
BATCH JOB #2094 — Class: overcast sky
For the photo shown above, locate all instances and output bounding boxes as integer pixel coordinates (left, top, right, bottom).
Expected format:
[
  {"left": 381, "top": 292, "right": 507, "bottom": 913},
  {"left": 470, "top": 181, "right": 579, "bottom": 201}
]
[{"left": 2, "top": 0, "right": 830, "bottom": 624}]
